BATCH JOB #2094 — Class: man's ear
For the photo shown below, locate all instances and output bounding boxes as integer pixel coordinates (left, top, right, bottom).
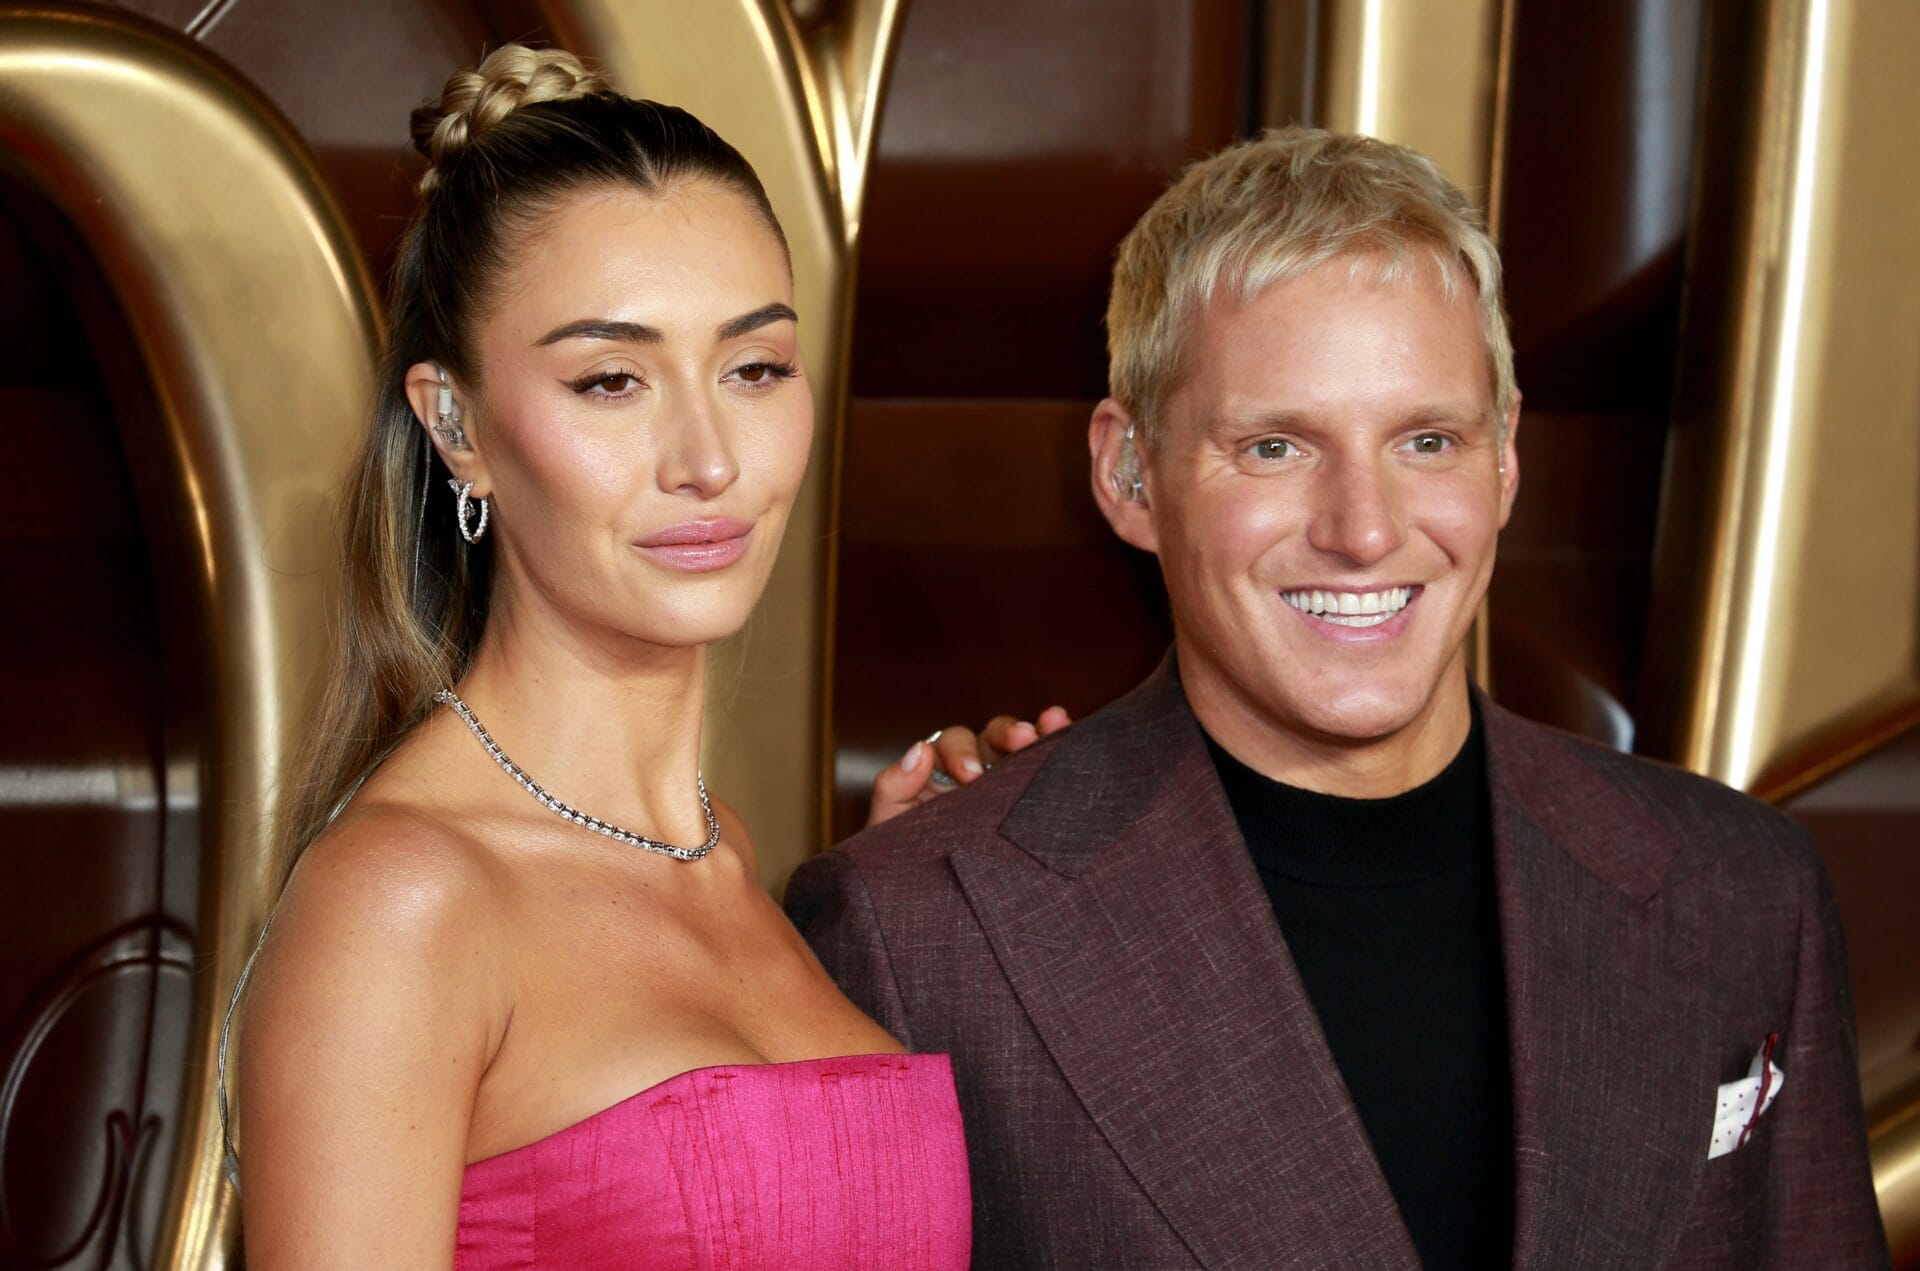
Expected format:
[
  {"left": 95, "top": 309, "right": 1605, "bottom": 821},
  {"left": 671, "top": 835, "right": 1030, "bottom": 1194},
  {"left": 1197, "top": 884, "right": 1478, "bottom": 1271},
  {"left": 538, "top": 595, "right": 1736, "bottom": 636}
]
[
  {"left": 1496, "top": 389, "right": 1521, "bottom": 528},
  {"left": 1089, "top": 397, "right": 1159, "bottom": 554},
  {"left": 403, "top": 360, "right": 492, "bottom": 495}
]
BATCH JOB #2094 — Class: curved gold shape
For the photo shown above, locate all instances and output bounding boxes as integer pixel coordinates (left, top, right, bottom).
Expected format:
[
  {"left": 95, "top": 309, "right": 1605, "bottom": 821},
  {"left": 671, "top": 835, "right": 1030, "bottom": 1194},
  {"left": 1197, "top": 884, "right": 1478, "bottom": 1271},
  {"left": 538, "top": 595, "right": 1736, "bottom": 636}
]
[
  {"left": 1654, "top": 0, "right": 1920, "bottom": 801},
  {"left": 1311, "top": 0, "right": 1509, "bottom": 201},
  {"left": 540, "top": 0, "right": 905, "bottom": 883},
  {"left": 0, "top": 6, "right": 380, "bottom": 1267}
]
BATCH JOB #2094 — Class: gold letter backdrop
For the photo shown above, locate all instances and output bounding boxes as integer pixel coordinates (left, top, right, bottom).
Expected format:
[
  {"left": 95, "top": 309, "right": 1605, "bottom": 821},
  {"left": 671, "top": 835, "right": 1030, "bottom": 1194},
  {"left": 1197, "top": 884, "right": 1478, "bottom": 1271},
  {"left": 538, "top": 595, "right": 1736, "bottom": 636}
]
[
  {"left": 539, "top": 0, "right": 905, "bottom": 880},
  {"left": 0, "top": 5, "right": 380, "bottom": 1266},
  {"left": 1648, "top": 0, "right": 1920, "bottom": 804}
]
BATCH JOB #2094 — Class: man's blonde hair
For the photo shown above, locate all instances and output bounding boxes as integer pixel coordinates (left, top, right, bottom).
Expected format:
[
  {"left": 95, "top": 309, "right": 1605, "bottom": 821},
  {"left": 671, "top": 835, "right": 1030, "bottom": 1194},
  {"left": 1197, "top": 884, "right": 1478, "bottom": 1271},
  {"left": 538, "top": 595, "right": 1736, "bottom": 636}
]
[{"left": 1107, "top": 127, "right": 1515, "bottom": 445}]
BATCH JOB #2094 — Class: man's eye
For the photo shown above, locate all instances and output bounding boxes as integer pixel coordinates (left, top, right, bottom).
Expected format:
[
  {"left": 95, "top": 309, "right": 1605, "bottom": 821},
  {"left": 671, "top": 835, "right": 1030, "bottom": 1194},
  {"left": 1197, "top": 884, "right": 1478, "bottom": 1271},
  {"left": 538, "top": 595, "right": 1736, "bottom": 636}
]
[
  {"left": 1408, "top": 433, "right": 1451, "bottom": 454},
  {"left": 1250, "top": 438, "right": 1297, "bottom": 460}
]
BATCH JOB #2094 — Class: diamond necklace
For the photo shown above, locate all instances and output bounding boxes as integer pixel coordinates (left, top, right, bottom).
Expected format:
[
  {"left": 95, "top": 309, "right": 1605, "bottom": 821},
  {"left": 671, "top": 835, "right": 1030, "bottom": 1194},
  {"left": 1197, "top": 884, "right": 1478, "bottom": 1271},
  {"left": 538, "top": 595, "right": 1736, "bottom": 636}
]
[{"left": 435, "top": 688, "right": 719, "bottom": 861}]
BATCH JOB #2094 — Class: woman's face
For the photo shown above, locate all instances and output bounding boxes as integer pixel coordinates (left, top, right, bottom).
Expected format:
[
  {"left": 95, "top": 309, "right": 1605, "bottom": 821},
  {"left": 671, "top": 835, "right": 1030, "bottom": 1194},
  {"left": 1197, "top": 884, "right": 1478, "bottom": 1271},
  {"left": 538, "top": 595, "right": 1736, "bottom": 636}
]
[{"left": 419, "top": 180, "right": 812, "bottom": 652}]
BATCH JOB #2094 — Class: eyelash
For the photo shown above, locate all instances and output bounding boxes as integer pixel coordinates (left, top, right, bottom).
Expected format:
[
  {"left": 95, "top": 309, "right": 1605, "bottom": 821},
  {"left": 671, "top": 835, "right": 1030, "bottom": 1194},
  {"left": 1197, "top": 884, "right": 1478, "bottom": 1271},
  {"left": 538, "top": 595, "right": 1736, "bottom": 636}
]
[
  {"left": 568, "top": 368, "right": 646, "bottom": 400},
  {"left": 730, "top": 359, "right": 800, "bottom": 388}
]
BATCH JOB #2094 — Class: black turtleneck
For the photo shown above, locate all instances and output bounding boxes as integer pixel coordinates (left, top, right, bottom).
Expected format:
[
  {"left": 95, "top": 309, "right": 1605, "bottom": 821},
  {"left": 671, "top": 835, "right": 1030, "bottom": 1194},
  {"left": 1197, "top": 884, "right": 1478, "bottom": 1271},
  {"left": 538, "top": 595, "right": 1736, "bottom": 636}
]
[{"left": 1204, "top": 709, "right": 1514, "bottom": 1270}]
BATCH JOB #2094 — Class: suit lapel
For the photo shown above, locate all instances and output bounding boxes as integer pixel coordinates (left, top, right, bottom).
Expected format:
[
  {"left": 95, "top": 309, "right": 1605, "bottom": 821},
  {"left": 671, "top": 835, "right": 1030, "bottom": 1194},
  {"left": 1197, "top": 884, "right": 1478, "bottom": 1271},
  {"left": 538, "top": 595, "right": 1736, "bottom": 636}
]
[
  {"left": 1485, "top": 703, "right": 1718, "bottom": 1268},
  {"left": 952, "top": 666, "right": 1418, "bottom": 1269}
]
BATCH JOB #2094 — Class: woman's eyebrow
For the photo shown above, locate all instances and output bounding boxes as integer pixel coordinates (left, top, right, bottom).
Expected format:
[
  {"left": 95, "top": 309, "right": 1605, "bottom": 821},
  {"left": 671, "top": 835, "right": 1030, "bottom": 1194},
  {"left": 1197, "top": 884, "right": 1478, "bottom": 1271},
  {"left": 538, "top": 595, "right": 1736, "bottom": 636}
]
[
  {"left": 535, "top": 318, "right": 662, "bottom": 347},
  {"left": 533, "top": 304, "right": 797, "bottom": 348},
  {"left": 717, "top": 302, "right": 797, "bottom": 341}
]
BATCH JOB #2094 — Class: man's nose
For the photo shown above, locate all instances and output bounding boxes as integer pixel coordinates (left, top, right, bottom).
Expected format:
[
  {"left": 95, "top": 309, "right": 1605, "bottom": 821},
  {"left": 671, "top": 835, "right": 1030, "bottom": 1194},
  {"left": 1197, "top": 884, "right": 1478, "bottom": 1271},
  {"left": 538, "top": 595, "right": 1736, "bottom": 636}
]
[
  {"left": 655, "top": 388, "right": 741, "bottom": 499},
  {"left": 1305, "top": 454, "right": 1405, "bottom": 565}
]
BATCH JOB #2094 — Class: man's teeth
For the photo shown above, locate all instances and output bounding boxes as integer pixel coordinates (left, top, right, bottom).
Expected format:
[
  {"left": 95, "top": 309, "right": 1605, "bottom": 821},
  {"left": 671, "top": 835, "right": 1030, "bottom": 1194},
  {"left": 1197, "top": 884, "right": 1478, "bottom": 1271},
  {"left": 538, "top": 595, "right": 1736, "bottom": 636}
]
[{"left": 1280, "top": 586, "right": 1414, "bottom": 628}]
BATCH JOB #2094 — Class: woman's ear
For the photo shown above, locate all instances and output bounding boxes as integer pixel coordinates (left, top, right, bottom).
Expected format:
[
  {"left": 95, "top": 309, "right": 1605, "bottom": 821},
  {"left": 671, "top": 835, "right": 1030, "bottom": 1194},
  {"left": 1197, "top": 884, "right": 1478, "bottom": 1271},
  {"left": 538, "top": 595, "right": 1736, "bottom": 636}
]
[
  {"left": 1089, "top": 398, "right": 1159, "bottom": 554},
  {"left": 404, "top": 361, "right": 491, "bottom": 495}
]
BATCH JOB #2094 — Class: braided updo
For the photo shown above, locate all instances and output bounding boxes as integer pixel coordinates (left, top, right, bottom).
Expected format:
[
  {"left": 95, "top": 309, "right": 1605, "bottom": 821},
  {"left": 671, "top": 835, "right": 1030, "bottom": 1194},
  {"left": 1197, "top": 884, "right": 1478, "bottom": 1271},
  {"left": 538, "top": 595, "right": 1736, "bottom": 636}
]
[
  {"left": 409, "top": 46, "right": 609, "bottom": 194},
  {"left": 275, "top": 44, "right": 788, "bottom": 886}
]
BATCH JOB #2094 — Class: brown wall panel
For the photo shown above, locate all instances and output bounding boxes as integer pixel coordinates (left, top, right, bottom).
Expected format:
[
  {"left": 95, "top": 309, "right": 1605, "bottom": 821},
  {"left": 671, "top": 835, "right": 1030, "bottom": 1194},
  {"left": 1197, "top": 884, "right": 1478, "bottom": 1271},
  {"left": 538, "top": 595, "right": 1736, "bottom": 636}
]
[
  {"left": 0, "top": 184, "right": 180, "bottom": 1271},
  {"left": 1486, "top": 0, "right": 1709, "bottom": 745},
  {"left": 852, "top": 0, "right": 1253, "bottom": 400},
  {"left": 832, "top": 399, "right": 1171, "bottom": 836},
  {"left": 832, "top": 0, "right": 1256, "bottom": 835}
]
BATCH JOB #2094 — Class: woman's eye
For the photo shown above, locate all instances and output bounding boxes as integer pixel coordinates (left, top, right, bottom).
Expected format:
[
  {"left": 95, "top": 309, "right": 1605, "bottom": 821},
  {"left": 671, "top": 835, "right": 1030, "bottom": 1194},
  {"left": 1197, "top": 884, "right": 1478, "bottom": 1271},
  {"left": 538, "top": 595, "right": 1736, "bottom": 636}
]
[
  {"left": 1407, "top": 432, "right": 1452, "bottom": 454},
  {"left": 569, "top": 369, "right": 643, "bottom": 397},
  {"left": 731, "top": 359, "right": 799, "bottom": 387},
  {"left": 1250, "top": 438, "right": 1298, "bottom": 460}
]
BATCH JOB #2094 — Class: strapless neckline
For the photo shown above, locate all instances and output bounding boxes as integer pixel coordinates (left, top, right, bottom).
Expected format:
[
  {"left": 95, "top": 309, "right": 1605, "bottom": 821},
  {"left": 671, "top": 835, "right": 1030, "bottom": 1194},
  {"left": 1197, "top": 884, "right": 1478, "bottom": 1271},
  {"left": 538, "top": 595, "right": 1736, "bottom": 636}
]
[
  {"left": 467, "top": 1051, "right": 930, "bottom": 1167},
  {"left": 455, "top": 1050, "right": 971, "bottom": 1268}
]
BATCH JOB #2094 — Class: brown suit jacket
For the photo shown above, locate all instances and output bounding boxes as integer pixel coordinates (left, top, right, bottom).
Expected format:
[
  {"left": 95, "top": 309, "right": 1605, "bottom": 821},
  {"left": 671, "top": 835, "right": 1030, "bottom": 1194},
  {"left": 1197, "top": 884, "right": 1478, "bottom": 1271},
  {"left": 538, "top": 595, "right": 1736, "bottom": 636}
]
[{"left": 788, "top": 661, "right": 1889, "bottom": 1269}]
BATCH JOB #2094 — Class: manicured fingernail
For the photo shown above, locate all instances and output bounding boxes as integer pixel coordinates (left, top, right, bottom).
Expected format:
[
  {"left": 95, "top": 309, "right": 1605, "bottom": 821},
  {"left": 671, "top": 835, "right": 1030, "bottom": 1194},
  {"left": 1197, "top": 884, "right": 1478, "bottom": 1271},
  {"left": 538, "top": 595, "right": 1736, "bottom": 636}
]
[
  {"left": 961, "top": 757, "right": 984, "bottom": 776},
  {"left": 902, "top": 742, "right": 925, "bottom": 771}
]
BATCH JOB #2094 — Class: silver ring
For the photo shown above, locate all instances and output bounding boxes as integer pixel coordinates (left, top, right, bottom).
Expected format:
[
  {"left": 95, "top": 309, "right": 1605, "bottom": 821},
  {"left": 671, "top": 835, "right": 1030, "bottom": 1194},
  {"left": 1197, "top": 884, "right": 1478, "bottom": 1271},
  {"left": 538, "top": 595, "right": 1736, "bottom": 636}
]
[{"left": 924, "top": 729, "right": 945, "bottom": 744}]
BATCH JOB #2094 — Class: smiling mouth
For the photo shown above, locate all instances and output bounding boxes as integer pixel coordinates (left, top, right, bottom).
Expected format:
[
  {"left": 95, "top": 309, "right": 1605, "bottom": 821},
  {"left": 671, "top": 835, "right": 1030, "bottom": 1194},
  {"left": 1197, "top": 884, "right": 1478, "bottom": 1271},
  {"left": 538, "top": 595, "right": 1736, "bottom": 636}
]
[{"left": 1280, "top": 585, "right": 1417, "bottom": 628}]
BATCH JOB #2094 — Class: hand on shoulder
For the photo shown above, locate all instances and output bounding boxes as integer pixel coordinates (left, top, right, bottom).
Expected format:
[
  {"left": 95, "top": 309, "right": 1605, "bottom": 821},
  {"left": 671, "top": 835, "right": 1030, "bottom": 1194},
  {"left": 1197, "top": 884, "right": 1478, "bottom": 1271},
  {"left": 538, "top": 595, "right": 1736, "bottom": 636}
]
[{"left": 866, "top": 706, "right": 1072, "bottom": 827}]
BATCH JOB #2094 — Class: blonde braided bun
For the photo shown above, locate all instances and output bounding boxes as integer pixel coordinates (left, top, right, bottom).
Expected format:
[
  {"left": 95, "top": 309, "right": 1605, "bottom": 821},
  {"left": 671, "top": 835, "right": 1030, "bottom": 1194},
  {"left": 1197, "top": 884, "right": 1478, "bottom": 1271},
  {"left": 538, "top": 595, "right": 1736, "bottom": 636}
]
[{"left": 410, "top": 45, "right": 609, "bottom": 193}]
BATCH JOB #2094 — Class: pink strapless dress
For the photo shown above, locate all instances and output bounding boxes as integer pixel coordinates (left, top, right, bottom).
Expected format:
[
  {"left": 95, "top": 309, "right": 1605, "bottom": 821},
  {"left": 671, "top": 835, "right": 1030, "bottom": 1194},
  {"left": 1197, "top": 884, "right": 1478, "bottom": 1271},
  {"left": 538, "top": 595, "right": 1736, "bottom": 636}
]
[{"left": 454, "top": 1052, "right": 971, "bottom": 1269}]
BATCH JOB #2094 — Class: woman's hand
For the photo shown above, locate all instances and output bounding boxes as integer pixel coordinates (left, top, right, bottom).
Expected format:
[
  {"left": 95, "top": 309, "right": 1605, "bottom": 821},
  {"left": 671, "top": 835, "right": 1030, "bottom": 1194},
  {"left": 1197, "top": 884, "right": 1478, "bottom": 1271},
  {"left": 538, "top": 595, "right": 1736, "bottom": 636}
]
[{"left": 866, "top": 707, "right": 1072, "bottom": 827}]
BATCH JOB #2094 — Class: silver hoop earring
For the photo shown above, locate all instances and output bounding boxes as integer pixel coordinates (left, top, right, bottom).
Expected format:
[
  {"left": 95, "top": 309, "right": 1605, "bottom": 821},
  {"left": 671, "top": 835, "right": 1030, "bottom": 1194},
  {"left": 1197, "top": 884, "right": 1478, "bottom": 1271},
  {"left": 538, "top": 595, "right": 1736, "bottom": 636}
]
[
  {"left": 449, "top": 478, "right": 489, "bottom": 543},
  {"left": 434, "top": 363, "right": 467, "bottom": 449}
]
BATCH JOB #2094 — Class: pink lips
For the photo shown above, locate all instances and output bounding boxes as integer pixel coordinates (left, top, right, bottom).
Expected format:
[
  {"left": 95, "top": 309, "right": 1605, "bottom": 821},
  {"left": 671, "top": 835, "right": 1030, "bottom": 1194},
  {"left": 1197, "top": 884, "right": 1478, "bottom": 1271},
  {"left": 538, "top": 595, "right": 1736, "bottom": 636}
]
[{"left": 635, "top": 518, "right": 753, "bottom": 572}]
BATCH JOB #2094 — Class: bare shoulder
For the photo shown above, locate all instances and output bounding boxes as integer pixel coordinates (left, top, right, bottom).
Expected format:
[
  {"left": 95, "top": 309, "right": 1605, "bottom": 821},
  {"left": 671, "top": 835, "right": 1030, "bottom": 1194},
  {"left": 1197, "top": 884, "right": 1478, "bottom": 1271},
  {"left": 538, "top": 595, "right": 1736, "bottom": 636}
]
[
  {"left": 234, "top": 802, "right": 514, "bottom": 1261},
  {"left": 239, "top": 800, "right": 513, "bottom": 1124},
  {"left": 268, "top": 800, "right": 511, "bottom": 983}
]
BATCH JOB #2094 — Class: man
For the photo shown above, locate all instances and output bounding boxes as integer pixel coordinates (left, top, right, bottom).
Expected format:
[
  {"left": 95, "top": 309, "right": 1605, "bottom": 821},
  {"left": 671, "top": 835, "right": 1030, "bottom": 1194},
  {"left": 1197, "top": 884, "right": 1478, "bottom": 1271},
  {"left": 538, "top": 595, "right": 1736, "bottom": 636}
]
[{"left": 788, "top": 128, "right": 1887, "bottom": 1268}]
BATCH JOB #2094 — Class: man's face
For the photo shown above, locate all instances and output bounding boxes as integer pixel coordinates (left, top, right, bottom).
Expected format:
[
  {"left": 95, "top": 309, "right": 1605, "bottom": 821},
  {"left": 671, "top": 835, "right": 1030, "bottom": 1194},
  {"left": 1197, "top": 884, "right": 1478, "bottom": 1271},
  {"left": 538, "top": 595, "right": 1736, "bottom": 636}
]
[{"left": 1115, "top": 256, "right": 1518, "bottom": 780}]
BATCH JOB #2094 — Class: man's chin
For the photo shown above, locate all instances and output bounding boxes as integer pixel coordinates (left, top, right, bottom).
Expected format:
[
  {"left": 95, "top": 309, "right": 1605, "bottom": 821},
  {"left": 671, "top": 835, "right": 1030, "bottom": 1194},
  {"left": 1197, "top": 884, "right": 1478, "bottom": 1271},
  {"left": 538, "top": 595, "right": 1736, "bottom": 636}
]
[{"left": 1281, "top": 686, "right": 1447, "bottom": 749}]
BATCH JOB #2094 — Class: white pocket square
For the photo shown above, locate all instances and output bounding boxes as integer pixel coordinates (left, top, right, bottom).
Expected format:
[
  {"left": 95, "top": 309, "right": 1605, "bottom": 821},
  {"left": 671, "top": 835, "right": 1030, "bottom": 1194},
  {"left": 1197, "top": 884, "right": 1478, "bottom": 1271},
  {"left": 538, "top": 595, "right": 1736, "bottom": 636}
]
[{"left": 1708, "top": 1033, "right": 1784, "bottom": 1160}]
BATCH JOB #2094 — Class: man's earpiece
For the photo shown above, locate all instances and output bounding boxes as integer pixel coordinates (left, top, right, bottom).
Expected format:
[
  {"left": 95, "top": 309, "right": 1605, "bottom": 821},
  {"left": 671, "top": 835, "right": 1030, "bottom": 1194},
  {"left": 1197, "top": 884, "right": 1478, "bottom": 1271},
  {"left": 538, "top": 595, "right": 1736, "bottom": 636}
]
[{"left": 1109, "top": 421, "right": 1146, "bottom": 504}]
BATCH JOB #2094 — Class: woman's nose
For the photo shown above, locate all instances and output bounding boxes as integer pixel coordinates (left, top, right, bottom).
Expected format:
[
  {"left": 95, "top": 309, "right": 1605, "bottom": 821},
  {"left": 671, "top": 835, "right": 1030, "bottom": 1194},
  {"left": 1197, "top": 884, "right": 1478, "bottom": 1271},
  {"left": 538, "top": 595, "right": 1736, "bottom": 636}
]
[{"left": 655, "top": 390, "right": 740, "bottom": 498}]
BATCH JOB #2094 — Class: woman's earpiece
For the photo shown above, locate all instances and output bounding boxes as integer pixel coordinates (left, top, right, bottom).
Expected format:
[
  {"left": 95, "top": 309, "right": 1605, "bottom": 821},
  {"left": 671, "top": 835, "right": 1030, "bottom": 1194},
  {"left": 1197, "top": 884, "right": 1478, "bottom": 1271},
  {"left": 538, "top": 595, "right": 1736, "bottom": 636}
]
[{"left": 433, "top": 362, "right": 467, "bottom": 449}]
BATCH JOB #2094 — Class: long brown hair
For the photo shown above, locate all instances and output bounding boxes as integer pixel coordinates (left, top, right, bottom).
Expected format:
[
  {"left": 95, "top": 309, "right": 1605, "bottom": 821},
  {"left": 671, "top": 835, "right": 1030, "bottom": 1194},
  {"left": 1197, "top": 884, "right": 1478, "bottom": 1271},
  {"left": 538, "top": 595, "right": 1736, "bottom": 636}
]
[{"left": 273, "top": 46, "right": 786, "bottom": 888}]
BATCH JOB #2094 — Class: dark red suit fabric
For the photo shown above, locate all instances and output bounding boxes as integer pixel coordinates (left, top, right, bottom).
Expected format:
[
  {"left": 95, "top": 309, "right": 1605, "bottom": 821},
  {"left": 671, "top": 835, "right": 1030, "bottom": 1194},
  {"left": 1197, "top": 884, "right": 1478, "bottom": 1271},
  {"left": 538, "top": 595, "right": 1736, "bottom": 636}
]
[{"left": 787, "top": 660, "right": 1889, "bottom": 1269}]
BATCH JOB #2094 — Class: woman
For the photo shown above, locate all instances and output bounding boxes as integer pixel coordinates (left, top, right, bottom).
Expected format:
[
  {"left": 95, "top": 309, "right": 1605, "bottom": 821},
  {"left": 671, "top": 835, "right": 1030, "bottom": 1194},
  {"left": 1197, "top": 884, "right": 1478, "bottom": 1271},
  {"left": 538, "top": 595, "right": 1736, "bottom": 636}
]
[{"left": 230, "top": 45, "right": 1017, "bottom": 1267}]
